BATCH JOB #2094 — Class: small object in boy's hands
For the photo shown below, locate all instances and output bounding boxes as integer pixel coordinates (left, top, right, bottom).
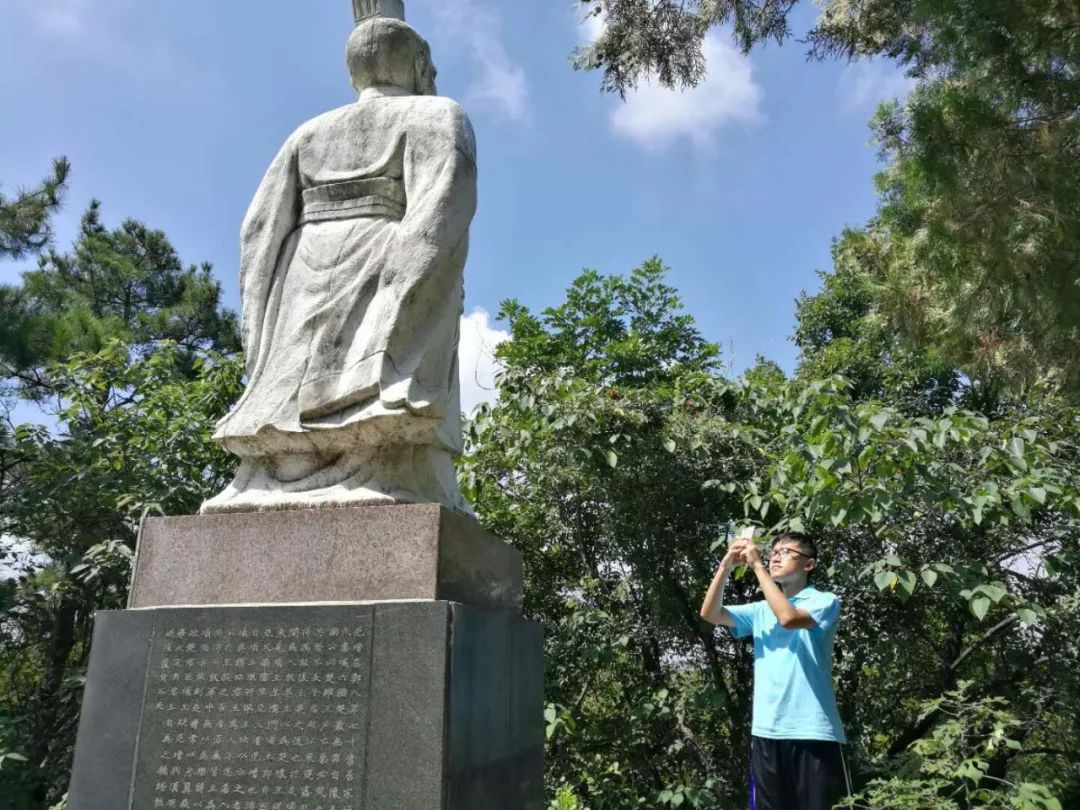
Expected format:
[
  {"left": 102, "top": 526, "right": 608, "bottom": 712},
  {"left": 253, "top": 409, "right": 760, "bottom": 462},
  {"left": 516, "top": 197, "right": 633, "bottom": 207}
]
[{"left": 737, "top": 525, "right": 758, "bottom": 542}]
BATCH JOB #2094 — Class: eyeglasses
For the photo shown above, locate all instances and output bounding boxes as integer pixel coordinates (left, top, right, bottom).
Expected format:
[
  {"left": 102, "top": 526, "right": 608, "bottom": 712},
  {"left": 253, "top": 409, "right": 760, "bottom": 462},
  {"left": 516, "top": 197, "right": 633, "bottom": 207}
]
[{"left": 768, "top": 547, "right": 813, "bottom": 563}]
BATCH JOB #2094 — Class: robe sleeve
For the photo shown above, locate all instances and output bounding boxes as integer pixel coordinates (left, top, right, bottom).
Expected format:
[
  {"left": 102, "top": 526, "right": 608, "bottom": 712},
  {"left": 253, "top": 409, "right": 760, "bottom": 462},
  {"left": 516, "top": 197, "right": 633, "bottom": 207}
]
[
  {"left": 238, "top": 135, "right": 301, "bottom": 374},
  {"left": 390, "top": 101, "right": 477, "bottom": 286}
]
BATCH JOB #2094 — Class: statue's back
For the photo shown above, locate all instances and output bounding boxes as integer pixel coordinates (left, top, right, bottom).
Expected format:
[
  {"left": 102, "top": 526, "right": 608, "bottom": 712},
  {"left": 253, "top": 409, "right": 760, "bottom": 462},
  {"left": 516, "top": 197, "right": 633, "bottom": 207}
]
[
  {"left": 203, "top": 19, "right": 477, "bottom": 516},
  {"left": 294, "top": 96, "right": 473, "bottom": 188}
]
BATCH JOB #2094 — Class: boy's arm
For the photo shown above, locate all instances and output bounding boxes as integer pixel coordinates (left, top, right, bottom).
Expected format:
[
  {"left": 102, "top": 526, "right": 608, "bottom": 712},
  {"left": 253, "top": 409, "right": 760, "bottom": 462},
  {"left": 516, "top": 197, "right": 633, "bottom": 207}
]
[{"left": 699, "top": 542, "right": 747, "bottom": 627}]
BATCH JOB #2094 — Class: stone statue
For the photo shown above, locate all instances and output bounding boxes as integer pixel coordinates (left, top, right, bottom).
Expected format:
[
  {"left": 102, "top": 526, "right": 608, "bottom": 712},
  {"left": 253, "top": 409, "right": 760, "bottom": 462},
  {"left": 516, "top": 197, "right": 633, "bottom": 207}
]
[{"left": 202, "top": 3, "right": 477, "bottom": 514}]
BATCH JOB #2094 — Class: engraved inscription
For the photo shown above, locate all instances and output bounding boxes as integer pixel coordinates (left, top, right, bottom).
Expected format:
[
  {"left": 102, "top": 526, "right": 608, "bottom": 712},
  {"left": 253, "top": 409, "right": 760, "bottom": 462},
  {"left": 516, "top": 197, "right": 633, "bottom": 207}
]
[{"left": 131, "top": 607, "right": 374, "bottom": 810}]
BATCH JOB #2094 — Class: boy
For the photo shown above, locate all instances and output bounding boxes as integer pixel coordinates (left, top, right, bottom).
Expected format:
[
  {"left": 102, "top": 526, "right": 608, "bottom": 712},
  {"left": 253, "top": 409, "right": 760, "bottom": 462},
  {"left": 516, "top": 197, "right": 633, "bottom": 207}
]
[{"left": 700, "top": 531, "right": 851, "bottom": 810}]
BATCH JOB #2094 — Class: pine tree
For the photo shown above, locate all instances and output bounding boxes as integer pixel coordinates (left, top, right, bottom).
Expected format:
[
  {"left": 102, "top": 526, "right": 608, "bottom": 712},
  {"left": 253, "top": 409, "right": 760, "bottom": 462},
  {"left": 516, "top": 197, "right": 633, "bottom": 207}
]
[
  {"left": 0, "top": 201, "right": 239, "bottom": 396},
  {"left": 0, "top": 159, "right": 70, "bottom": 260}
]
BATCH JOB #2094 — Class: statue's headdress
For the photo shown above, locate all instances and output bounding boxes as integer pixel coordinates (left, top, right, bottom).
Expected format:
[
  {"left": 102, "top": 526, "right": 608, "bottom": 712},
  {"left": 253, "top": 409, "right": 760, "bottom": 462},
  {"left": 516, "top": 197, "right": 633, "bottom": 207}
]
[{"left": 353, "top": 0, "right": 405, "bottom": 23}]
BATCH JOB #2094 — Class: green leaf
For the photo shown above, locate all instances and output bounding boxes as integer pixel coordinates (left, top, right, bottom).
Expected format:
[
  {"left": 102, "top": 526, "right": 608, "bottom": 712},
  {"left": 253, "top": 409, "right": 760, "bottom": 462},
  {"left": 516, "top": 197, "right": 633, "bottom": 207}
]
[
  {"left": 970, "top": 596, "right": 991, "bottom": 621},
  {"left": 874, "top": 570, "right": 894, "bottom": 591},
  {"left": 921, "top": 569, "right": 938, "bottom": 588},
  {"left": 981, "top": 583, "right": 1008, "bottom": 603},
  {"left": 662, "top": 437, "right": 676, "bottom": 453},
  {"left": 0, "top": 752, "right": 28, "bottom": 770},
  {"left": 1017, "top": 608, "right": 1038, "bottom": 627},
  {"left": 896, "top": 570, "right": 917, "bottom": 596},
  {"left": 605, "top": 450, "right": 618, "bottom": 469}
]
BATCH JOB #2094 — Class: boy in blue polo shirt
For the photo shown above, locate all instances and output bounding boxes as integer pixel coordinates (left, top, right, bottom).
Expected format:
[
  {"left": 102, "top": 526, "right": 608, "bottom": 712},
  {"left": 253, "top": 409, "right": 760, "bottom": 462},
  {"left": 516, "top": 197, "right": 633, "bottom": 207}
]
[{"left": 700, "top": 531, "right": 852, "bottom": 810}]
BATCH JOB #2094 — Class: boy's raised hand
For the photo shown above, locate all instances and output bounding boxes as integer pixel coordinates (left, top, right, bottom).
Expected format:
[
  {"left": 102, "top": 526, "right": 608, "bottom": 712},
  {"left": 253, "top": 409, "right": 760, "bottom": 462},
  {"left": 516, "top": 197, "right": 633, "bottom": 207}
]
[{"left": 722, "top": 539, "right": 749, "bottom": 568}]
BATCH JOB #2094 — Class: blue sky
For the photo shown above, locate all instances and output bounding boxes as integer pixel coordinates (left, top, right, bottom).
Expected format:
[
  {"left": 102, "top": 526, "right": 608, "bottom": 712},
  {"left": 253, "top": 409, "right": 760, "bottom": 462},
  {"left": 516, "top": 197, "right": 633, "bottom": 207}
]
[{"left": 0, "top": 0, "right": 912, "bottom": 411}]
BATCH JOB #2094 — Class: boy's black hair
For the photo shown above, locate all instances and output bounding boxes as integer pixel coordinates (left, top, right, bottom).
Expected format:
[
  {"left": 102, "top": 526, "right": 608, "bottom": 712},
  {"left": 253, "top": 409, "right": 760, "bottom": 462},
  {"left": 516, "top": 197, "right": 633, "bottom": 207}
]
[
  {"left": 773, "top": 531, "right": 817, "bottom": 558},
  {"left": 772, "top": 531, "right": 818, "bottom": 580}
]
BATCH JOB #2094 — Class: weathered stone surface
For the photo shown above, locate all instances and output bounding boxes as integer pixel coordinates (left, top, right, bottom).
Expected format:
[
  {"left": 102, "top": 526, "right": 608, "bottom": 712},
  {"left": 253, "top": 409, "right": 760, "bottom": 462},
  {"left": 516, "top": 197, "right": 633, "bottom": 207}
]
[
  {"left": 67, "top": 611, "right": 155, "bottom": 810},
  {"left": 69, "top": 8, "right": 542, "bottom": 809},
  {"left": 354, "top": 0, "right": 404, "bottom": 22},
  {"left": 203, "top": 8, "right": 478, "bottom": 516},
  {"left": 130, "top": 504, "right": 522, "bottom": 611},
  {"left": 68, "top": 602, "right": 544, "bottom": 810},
  {"left": 130, "top": 606, "right": 377, "bottom": 810},
  {"left": 363, "top": 602, "right": 449, "bottom": 807}
]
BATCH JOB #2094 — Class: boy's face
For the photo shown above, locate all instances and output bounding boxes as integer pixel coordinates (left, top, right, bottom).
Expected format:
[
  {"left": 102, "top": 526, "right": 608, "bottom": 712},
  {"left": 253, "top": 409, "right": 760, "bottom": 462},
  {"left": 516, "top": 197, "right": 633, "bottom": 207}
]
[{"left": 768, "top": 541, "right": 816, "bottom": 583}]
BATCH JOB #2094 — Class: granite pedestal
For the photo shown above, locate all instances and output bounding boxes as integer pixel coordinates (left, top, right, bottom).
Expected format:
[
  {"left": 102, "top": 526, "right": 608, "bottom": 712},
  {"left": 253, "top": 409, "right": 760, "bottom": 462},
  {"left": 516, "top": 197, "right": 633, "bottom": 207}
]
[
  {"left": 68, "top": 508, "right": 544, "bottom": 810},
  {"left": 130, "top": 505, "right": 522, "bottom": 612}
]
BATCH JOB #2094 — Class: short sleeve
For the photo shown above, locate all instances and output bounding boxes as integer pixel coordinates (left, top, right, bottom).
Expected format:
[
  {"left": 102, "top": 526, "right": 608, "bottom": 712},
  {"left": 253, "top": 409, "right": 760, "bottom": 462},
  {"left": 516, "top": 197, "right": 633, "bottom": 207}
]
[
  {"left": 801, "top": 591, "right": 840, "bottom": 634},
  {"left": 724, "top": 602, "right": 760, "bottom": 639}
]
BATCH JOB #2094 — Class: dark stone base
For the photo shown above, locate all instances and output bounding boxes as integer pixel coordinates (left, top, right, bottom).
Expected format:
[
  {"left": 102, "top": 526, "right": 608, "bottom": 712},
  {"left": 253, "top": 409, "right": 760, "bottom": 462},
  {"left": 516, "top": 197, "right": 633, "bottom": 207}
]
[{"left": 68, "top": 602, "right": 543, "bottom": 810}]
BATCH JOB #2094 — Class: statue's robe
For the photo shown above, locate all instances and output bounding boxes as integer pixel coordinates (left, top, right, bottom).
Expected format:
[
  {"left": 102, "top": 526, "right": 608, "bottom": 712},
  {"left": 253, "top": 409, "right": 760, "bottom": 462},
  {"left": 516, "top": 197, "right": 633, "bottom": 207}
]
[{"left": 208, "top": 95, "right": 476, "bottom": 509}]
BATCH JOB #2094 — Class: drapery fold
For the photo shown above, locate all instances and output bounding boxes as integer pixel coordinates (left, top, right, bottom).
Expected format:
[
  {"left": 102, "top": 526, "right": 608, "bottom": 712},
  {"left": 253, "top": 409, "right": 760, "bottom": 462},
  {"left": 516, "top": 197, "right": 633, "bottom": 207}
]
[{"left": 213, "top": 97, "right": 477, "bottom": 460}]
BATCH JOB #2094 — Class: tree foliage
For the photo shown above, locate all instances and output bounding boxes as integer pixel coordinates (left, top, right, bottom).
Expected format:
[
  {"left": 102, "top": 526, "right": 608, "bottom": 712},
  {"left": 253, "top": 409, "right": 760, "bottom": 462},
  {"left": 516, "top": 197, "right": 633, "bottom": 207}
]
[
  {"left": 793, "top": 231, "right": 965, "bottom": 417},
  {"left": 463, "top": 260, "right": 1079, "bottom": 808},
  {"left": 0, "top": 200, "right": 240, "bottom": 397},
  {"left": 0, "top": 343, "right": 243, "bottom": 808},
  {"left": 849, "top": 0, "right": 1080, "bottom": 390},
  {"left": 575, "top": 0, "right": 1080, "bottom": 394},
  {"left": 0, "top": 159, "right": 69, "bottom": 261},
  {"left": 573, "top": 1, "right": 798, "bottom": 96},
  {"left": 0, "top": 178, "right": 242, "bottom": 807}
]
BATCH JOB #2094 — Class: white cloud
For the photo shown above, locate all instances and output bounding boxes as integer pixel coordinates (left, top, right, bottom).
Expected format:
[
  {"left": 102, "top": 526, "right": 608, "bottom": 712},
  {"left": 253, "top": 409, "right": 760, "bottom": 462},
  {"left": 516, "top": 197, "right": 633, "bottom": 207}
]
[
  {"left": 839, "top": 58, "right": 916, "bottom": 110},
  {"left": 612, "top": 34, "right": 763, "bottom": 150},
  {"left": 416, "top": 0, "right": 529, "bottom": 122},
  {"left": 579, "top": 9, "right": 605, "bottom": 43},
  {"left": 30, "top": 0, "right": 88, "bottom": 36},
  {"left": 468, "top": 48, "right": 529, "bottom": 122},
  {"left": 578, "top": 15, "right": 764, "bottom": 150},
  {"left": 458, "top": 307, "right": 508, "bottom": 415}
]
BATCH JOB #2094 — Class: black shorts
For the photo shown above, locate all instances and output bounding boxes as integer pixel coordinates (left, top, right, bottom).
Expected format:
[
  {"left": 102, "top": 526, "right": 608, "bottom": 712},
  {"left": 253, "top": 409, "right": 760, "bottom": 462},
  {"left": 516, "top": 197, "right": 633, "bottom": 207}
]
[{"left": 750, "top": 736, "right": 853, "bottom": 810}]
